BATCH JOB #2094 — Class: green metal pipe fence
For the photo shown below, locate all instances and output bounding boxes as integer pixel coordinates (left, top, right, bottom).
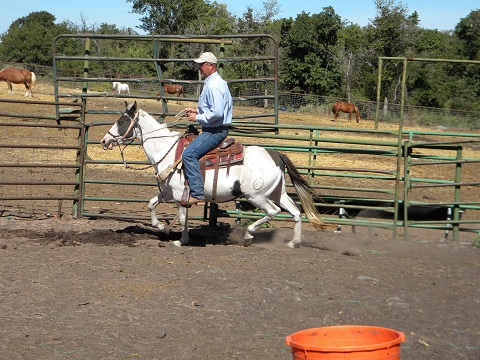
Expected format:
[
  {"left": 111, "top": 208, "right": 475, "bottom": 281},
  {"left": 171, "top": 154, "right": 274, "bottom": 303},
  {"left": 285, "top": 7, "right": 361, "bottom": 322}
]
[{"left": 1, "top": 37, "right": 479, "bottom": 241}]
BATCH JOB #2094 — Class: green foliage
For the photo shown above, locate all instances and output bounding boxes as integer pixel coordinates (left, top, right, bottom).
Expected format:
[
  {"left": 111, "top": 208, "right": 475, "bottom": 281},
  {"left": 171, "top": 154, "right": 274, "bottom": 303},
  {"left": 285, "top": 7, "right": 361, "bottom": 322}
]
[
  {"left": 280, "top": 7, "right": 343, "bottom": 94},
  {"left": 227, "top": 2, "right": 281, "bottom": 93},
  {"left": 454, "top": 9, "right": 480, "bottom": 60},
  {"left": 128, "top": 0, "right": 235, "bottom": 36},
  {"left": 0, "top": 11, "right": 66, "bottom": 65},
  {"left": 366, "top": 0, "right": 420, "bottom": 101},
  {"left": 0, "top": 1, "right": 478, "bottom": 119},
  {"left": 412, "top": 28, "right": 457, "bottom": 56},
  {"left": 331, "top": 24, "right": 370, "bottom": 99},
  {"left": 90, "top": 35, "right": 154, "bottom": 78},
  {"left": 128, "top": 0, "right": 200, "bottom": 34},
  {"left": 127, "top": 0, "right": 237, "bottom": 83},
  {"left": 370, "top": 0, "right": 419, "bottom": 58}
]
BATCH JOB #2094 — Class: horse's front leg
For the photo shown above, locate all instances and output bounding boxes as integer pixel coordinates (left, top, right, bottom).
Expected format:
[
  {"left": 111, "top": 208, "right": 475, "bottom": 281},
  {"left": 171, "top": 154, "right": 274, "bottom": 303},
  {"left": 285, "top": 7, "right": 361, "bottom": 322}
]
[
  {"left": 7, "top": 81, "right": 13, "bottom": 95},
  {"left": 148, "top": 194, "right": 169, "bottom": 233},
  {"left": 172, "top": 205, "right": 189, "bottom": 247}
]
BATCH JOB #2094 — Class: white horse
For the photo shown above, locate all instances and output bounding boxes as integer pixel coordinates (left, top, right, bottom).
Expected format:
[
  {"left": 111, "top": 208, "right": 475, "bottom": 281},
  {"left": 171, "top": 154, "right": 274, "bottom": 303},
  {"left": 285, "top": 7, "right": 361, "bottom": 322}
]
[
  {"left": 101, "top": 101, "right": 325, "bottom": 248},
  {"left": 112, "top": 82, "right": 130, "bottom": 95}
]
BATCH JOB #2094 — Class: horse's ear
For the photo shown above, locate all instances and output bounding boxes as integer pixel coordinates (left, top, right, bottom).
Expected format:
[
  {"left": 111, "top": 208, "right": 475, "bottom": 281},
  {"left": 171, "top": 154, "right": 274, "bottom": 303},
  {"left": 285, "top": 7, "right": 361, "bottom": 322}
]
[{"left": 125, "top": 101, "right": 137, "bottom": 113}]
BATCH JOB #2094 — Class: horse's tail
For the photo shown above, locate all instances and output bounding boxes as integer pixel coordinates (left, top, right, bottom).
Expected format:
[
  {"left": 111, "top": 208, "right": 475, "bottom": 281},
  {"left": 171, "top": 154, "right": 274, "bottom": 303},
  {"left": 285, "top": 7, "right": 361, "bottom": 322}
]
[
  {"left": 30, "top": 72, "right": 36, "bottom": 89},
  {"left": 277, "top": 152, "right": 326, "bottom": 229}
]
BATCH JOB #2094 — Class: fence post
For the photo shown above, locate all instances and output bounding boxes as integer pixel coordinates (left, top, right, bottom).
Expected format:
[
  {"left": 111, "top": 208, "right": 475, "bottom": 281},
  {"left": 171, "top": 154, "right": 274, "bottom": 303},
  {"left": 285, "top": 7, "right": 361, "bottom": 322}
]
[
  {"left": 453, "top": 147, "right": 463, "bottom": 241},
  {"left": 374, "top": 58, "right": 383, "bottom": 130}
]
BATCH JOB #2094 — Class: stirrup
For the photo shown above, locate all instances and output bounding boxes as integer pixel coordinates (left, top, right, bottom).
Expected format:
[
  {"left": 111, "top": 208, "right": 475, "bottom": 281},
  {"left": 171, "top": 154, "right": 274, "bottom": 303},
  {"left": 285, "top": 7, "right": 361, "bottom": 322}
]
[{"left": 180, "top": 185, "right": 190, "bottom": 207}]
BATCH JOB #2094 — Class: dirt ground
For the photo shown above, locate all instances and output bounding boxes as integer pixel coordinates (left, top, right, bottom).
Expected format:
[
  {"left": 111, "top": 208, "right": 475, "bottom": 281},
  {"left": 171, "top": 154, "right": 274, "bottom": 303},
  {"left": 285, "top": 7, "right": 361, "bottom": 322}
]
[
  {"left": 1, "top": 84, "right": 479, "bottom": 360},
  {"left": 0, "top": 217, "right": 479, "bottom": 360}
]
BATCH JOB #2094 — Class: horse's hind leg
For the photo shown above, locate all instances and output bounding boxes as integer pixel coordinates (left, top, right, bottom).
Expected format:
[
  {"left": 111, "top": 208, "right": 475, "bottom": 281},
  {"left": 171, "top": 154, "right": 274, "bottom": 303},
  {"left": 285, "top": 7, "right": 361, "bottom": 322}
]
[
  {"left": 243, "top": 198, "right": 281, "bottom": 245},
  {"left": 173, "top": 205, "right": 189, "bottom": 247},
  {"left": 278, "top": 192, "right": 303, "bottom": 248}
]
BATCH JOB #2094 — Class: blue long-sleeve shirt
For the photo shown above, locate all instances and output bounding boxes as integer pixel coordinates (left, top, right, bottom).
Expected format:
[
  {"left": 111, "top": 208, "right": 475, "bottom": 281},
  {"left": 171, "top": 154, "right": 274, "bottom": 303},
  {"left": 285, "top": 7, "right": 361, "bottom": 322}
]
[{"left": 195, "top": 71, "right": 232, "bottom": 128}]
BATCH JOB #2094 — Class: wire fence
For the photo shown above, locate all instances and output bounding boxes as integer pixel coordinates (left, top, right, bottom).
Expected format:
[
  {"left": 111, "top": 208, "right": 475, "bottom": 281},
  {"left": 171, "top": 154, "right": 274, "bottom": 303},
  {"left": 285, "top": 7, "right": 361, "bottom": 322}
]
[
  {"left": 239, "top": 89, "right": 480, "bottom": 130},
  {"left": 2, "top": 61, "right": 479, "bottom": 130}
]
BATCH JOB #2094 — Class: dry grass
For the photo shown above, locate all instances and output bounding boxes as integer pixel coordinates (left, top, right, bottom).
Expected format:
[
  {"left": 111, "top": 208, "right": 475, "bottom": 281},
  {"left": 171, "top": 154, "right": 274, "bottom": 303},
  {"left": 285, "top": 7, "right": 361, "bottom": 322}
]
[{"left": 5, "top": 81, "right": 480, "bottom": 190}]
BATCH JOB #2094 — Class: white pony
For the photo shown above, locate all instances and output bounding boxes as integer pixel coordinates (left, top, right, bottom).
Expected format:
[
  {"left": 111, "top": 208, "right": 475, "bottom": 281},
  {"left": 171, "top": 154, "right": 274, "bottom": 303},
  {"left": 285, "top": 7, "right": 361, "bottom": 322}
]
[
  {"left": 112, "top": 82, "right": 130, "bottom": 95},
  {"left": 101, "top": 101, "right": 325, "bottom": 248}
]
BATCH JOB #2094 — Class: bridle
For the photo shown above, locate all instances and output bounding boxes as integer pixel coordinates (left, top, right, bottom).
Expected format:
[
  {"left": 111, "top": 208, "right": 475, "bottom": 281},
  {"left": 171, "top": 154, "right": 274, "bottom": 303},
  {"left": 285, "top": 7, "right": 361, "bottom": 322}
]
[
  {"left": 110, "top": 110, "right": 181, "bottom": 177},
  {"left": 108, "top": 110, "right": 140, "bottom": 142}
]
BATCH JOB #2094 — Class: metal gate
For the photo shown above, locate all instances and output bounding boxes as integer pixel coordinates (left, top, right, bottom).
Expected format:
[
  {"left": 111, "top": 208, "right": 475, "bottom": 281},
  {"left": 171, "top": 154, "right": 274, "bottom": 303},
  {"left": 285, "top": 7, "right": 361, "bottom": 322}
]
[{"left": 1, "top": 35, "right": 479, "bottom": 241}]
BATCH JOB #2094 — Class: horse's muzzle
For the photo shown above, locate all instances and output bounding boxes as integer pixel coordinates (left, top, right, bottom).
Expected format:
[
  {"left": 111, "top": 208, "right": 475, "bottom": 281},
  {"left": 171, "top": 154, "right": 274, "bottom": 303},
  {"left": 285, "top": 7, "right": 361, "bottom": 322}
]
[{"left": 101, "top": 138, "right": 116, "bottom": 150}]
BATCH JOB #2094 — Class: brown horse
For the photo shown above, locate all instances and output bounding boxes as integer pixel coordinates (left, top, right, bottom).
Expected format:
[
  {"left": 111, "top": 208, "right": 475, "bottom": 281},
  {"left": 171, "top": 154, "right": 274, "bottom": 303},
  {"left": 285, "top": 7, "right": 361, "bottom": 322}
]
[
  {"left": 332, "top": 101, "right": 360, "bottom": 123},
  {"left": 161, "top": 83, "right": 184, "bottom": 104},
  {"left": 0, "top": 67, "right": 37, "bottom": 97}
]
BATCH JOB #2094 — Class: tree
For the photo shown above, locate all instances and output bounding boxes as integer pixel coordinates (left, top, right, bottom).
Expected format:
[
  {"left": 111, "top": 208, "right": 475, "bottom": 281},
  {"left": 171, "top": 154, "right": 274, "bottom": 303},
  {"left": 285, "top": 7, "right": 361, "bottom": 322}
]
[
  {"left": 366, "top": 0, "right": 419, "bottom": 102},
  {"left": 0, "top": 11, "right": 67, "bottom": 65},
  {"left": 228, "top": 1, "right": 281, "bottom": 87},
  {"left": 454, "top": 9, "right": 480, "bottom": 60},
  {"left": 369, "top": 0, "right": 418, "bottom": 57},
  {"left": 85, "top": 24, "right": 154, "bottom": 79},
  {"left": 279, "top": 7, "right": 342, "bottom": 94},
  {"left": 331, "top": 24, "right": 370, "bottom": 100},
  {"left": 406, "top": 29, "right": 459, "bottom": 108},
  {"left": 128, "top": 0, "right": 212, "bottom": 35},
  {"left": 127, "top": 0, "right": 236, "bottom": 82},
  {"left": 452, "top": 10, "right": 480, "bottom": 111}
]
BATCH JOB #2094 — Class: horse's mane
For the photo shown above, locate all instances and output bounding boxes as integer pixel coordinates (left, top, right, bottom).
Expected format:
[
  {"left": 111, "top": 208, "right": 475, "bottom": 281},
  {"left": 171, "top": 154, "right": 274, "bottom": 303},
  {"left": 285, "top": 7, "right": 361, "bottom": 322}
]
[
  {"left": 138, "top": 108, "right": 181, "bottom": 137},
  {"left": 138, "top": 109, "right": 161, "bottom": 120}
]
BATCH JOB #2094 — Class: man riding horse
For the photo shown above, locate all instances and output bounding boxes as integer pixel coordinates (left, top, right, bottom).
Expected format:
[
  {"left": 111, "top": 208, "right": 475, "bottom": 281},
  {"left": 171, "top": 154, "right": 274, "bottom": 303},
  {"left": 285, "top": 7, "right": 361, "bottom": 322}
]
[{"left": 181, "top": 52, "right": 233, "bottom": 207}]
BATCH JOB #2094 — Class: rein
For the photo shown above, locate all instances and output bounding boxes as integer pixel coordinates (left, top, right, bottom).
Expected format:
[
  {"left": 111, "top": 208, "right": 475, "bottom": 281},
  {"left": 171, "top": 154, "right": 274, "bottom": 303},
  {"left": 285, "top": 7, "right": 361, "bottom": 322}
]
[{"left": 112, "top": 111, "right": 182, "bottom": 178}]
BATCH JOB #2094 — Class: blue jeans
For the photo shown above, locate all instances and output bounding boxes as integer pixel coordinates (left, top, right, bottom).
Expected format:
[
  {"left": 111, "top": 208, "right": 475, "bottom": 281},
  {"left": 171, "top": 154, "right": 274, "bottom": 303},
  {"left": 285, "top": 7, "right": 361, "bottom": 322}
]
[{"left": 182, "top": 126, "right": 229, "bottom": 200}]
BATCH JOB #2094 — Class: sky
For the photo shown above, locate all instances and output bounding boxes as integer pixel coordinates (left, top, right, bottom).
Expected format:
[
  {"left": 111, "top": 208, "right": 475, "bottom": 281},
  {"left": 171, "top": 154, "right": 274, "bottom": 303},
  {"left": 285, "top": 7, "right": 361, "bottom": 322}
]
[{"left": 1, "top": 0, "right": 478, "bottom": 35}]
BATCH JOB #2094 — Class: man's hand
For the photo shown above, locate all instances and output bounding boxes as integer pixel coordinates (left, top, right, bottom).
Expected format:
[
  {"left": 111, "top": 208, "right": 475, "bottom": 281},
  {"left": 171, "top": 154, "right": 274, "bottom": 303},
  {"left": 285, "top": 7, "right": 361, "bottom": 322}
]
[{"left": 184, "top": 108, "right": 197, "bottom": 122}]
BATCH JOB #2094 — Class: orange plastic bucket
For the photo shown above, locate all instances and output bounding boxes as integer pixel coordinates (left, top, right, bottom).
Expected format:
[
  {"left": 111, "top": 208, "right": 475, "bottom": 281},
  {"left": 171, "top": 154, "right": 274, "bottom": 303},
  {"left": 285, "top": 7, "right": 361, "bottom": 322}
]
[{"left": 285, "top": 325, "right": 406, "bottom": 360}]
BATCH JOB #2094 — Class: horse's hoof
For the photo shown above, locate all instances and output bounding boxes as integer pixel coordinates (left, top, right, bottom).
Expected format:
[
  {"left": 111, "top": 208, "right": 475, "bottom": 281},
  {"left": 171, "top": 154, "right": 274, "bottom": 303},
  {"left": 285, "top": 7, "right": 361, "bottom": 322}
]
[
  {"left": 172, "top": 240, "right": 182, "bottom": 247},
  {"left": 286, "top": 241, "right": 299, "bottom": 249},
  {"left": 243, "top": 238, "right": 253, "bottom": 247},
  {"left": 243, "top": 232, "right": 254, "bottom": 246}
]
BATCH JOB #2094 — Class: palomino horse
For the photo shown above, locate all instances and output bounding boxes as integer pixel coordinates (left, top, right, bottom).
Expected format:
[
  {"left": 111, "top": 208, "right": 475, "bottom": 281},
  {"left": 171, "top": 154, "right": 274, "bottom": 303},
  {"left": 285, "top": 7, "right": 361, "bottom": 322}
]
[
  {"left": 0, "top": 67, "right": 36, "bottom": 97},
  {"left": 101, "top": 101, "right": 325, "bottom": 248},
  {"left": 113, "top": 82, "right": 130, "bottom": 95},
  {"left": 332, "top": 101, "right": 360, "bottom": 123}
]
